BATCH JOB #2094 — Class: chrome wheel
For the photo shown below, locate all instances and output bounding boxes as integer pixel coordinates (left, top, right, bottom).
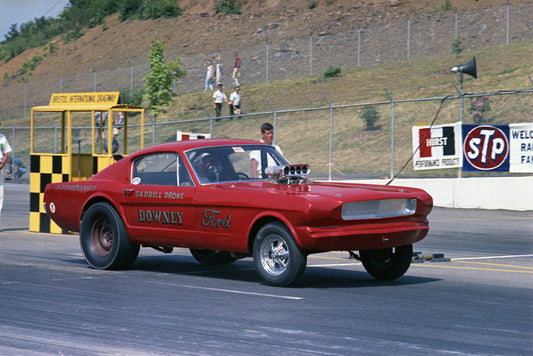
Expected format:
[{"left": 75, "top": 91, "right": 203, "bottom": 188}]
[
  {"left": 259, "top": 235, "right": 290, "bottom": 276},
  {"left": 253, "top": 222, "right": 306, "bottom": 287}
]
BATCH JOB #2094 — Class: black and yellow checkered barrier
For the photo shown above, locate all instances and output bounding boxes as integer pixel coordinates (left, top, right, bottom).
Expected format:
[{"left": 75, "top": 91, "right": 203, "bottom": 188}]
[{"left": 29, "top": 154, "right": 117, "bottom": 233}]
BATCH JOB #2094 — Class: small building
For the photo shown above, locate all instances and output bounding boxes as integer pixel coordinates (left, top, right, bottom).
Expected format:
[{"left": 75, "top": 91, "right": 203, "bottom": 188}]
[{"left": 29, "top": 92, "right": 145, "bottom": 233}]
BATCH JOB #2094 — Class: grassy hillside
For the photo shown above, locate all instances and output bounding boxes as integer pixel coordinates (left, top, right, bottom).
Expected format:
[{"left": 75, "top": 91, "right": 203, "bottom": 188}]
[{"left": 151, "top": 41, "right": 532, "bottom": 177}]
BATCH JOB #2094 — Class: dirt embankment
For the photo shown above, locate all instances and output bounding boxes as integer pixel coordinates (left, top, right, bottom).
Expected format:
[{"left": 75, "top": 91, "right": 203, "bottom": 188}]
[{"left": 0, "top": 0, "right": 530, "bottom": 118}]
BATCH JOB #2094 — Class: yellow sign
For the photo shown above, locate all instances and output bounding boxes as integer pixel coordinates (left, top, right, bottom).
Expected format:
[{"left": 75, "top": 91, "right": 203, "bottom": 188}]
[{"left": 49, "top": 92, "right": 120, "bottom": 106}]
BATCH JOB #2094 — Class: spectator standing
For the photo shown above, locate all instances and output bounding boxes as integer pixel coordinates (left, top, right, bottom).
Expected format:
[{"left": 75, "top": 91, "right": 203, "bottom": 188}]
[
  {"left": 204, "top": 59, "right": 214, "bottom": 91},
  {"left": 232, "top": 52, "right": 241, "bottom": 86},
  {"left": 212, "top": 84, "right": 228, "bottom": 121},
  {"left": 250, "top": 122, "right": 283, "bottom": 177},
  {"left": 229, "top": 86, "right": 241, "bottom": 118},
  {"left": 95, "top": 111, "right": 108, "bottom": 142},
  {"left": 0, "top": 131, "right": 12, "bottom": 230},
  {"left": 113, "top": 111, "right": 124, "bottom": 137},
  {"left": 215, "top": 57, "right": 224, "bottom": 86}
]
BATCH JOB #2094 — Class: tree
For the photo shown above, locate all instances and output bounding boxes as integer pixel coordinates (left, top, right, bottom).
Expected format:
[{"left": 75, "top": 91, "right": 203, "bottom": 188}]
[
  {"left": 452, "top": 37, "right": 465, "bottom": 61},
  {"left": 143, "top": 40, "right": 187, "bottom": 119}
]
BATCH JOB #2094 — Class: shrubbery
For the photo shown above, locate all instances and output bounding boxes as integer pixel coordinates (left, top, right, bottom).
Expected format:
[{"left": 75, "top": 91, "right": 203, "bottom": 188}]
[
  {"left": 215, "top": 0, "right": 241, "bottom": 15},
  {"left": 360, "top": 106, "right": 381, "bottom": 131},
  {"left": 323, "top": 66, "right": 341, "bottom": 78}
]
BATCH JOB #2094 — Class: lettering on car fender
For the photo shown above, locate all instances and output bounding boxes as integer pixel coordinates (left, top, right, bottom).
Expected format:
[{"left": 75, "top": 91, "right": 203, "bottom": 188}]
[
  {"left": 201, "top": 209, "right": 231, "bottom": 228},
  {"left": 134, "top": 190, "right": 185, "bottom": 200},
  {"left": 138, "top": 210, "right": 183, "bottom": 225}
]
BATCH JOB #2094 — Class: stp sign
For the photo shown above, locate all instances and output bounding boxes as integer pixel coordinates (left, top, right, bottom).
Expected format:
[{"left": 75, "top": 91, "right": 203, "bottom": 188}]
[{"left": 462, "top": 125, "right": 510, "bottom": 171}]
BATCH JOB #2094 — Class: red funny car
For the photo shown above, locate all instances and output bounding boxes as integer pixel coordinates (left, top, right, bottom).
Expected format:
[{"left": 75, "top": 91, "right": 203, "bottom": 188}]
[{"left": 44, "top": 139, "right": 432, "bottom": 286}]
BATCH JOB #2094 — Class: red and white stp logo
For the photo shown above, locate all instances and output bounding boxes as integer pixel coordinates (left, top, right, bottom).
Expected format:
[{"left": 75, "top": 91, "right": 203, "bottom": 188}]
[{"left": 463, "top": 125, "right": 509, "bottom": 170}]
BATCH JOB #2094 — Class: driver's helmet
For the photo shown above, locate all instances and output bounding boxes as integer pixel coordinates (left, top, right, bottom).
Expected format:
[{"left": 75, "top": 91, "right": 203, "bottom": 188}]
[{"left": 198, "top": 154, "right": 221, "bottom": 183}]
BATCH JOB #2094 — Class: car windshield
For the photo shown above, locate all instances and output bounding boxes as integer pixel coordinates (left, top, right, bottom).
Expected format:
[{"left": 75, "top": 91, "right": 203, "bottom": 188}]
[{"left": 186, "top": 144, "right": 289, "bottom": 184}]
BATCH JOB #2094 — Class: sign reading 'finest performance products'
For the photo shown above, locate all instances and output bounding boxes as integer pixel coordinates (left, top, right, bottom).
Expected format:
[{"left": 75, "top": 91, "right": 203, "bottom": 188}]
[
  {"left": 413, "top": 122, "right": 533, "bottom": 173},
  {"left": 412, "top": 122, "right": 462, "bottom": 170}
]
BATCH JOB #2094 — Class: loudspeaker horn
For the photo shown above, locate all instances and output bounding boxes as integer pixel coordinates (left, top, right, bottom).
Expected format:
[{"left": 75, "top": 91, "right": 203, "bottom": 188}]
[{"left": 450, "top": 57, "right": 477, "bottom": 79}]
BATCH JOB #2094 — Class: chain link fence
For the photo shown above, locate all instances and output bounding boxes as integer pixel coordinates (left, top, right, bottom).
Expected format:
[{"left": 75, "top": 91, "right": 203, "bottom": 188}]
[
  {"left": 1, "top": 4, "right": 532, "bottom": 119},
  {"left": 8, "top": 85, "right": 531, "bottom": 182}
]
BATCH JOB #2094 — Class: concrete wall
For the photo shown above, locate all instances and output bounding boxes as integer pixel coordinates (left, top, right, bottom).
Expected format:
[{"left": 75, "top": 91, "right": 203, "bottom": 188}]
[{"left": 338, "top": 176, "right": 533, "bottom": 211}]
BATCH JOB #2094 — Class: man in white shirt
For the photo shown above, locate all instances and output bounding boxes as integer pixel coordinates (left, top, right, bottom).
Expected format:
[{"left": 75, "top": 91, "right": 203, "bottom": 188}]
[
  {"left": 0, "top": 131, "right": 13, "bottom": 230},
  {"left": 250, "top": 122, "right": 283, "bottom": 178},
  {"left": 229, "top": 86, "right": 241, "bottom": 118},
  {"left": 212, "top": 84, "right": 228, "bottom": 121}
]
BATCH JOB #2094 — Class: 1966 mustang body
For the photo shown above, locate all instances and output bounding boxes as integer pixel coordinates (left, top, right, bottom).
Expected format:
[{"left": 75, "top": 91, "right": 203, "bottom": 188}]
[{"left": 44, "top": 139, "right": 433, "bottom": 286}]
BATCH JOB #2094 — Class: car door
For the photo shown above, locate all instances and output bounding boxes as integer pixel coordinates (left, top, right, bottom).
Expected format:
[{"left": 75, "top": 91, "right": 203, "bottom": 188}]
[{"left": 122, "top": 152, "right": 197, "bottom": 246}]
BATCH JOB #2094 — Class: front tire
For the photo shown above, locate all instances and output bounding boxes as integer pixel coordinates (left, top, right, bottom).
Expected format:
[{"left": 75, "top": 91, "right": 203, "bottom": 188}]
[
  {"left": 253, "top": 222, "right": 307, "bottom": 287},
  {"left": 359, "top": 244, "right": 413, "bottom": 281},
  {"left": 80, "top": 202, "right": 139, "bottom": 270}
]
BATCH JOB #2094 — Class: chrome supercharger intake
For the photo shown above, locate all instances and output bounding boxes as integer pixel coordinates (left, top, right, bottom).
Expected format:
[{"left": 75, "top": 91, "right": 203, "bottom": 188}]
[{"left": 265, "top": 164, "right": 311, "bottom": 184}]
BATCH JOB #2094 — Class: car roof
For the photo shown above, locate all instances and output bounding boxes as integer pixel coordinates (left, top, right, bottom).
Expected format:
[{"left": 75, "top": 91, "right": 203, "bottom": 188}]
[{"left": 133, "top": 138, "right": 265, "bottom": 156}]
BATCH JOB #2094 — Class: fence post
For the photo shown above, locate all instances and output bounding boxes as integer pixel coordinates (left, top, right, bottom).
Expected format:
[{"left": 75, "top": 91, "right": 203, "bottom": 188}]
[
  {"left": 385, "top": 89, "right": 395, "bottom": 180},
  {"left": 48, "top": 118, "right": 58, "bottom": 153},
  {"left": 357, "top": 30, "right": 361, "bottom": 68},
  {"left": 265, "top": 43, "right": 269, "bottom": 82},
  {"left": 24, "top": 82, "right": 27, "bottom": 118},
  {"left": 128, "top": 59, "right": 133, "bottom": 93},
  {"left": 506, "top": 5, "right": 510, "bottom": 45},
  {"left": 322, "top": 95, "right": 333, "bottom": 181},
  {"left": 452, "top": 83, "right": 463, "bottom": 178},
  {"left": 267, "top": 100, "right": 277, "bottom": 145},
  {"left": 452, "top": 82, "right": 463, "bottom": 123},
  {"left": 203, "top": 107, "right": 213, "bottom": 137},
  {"left": 407, "top": 17, "right": 410, "bottom": 60},
  {"left": 146, "top": 112, "right": 156, "bottom": 146},
  {"left": 309, "top": 36, "right": 313, "bottom": 76},
  {"left": 7, "top": 120, "right": 16, "bottom": 163},
  {"left": 455, "top": 13, "right": 458, "bottom": 39}
]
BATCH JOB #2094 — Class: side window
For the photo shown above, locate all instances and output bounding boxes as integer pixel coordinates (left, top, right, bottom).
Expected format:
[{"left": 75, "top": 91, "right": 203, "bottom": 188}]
[
  {"left": 177, "top": 155, "right": 194, "bottom": 187},
  {"left": 133, "top": 153, "right": 179, "bottom": 186}
]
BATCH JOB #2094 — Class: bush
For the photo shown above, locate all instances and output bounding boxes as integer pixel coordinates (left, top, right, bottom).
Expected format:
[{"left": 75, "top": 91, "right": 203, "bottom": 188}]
[
  {"left": 323, "top": 66, "right": 341, "bottom": 78},
  {"left": 140, "top": 0, "right": 182, "bottom": 19},
  {"left": 360, "top": 106, "right": 381, "bottom": 131},
  {"left": 468, "top": 93, "right": 492, "bottom": 123},
  {"left": 214, "top": 0, "right": 241, "bottom": 15}
]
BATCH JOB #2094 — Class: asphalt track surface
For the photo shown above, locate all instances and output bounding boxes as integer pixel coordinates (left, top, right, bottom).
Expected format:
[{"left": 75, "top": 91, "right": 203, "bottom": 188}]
[{"left": 1, "top": 182, "right": 532, "bottom": 356}]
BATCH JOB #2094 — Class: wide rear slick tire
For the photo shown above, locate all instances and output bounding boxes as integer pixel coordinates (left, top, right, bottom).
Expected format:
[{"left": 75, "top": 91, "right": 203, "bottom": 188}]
[
  {"left": 80, "top": 202, "right": 139, "bottom": 270},
  {"left": 253, "top": 222, "right": 307, "bottom": 287},
  {"left": 359, "top": 244, "right": 413, "bottom": 281}
]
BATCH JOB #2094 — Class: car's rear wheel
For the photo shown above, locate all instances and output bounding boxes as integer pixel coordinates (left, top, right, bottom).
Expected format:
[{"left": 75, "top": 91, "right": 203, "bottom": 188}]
[
  {"left": 359, "top": 244, "right": 413, "bottom": 281},
  {"left": 253, "top": 222, "right": 307, "bottom": 287},
  {"left": 189, "top": 249, "right": 236, "bottom": 265},
  {"left": 80, "top": 202, "right": 139, "bottom": 269}
]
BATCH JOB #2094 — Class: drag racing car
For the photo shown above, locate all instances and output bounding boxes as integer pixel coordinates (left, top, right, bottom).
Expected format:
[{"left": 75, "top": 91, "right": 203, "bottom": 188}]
[{"left": 43, "top": 139, "right": 433, "bottom": 286}]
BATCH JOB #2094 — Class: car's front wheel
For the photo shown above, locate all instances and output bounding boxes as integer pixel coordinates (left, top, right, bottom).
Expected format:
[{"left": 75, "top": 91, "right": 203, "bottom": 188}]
[
  {"left": 80, "top": 202, "right": 139, "bottom": 269},
  {"left": 253, "top": 222, "right": 306, "bottom": 287},
  {"left": 189, "top": 249, "right": 236, "bottom": 265},
  {"left": 359, "top": 244, "right": 413, "bottom": 281}
]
